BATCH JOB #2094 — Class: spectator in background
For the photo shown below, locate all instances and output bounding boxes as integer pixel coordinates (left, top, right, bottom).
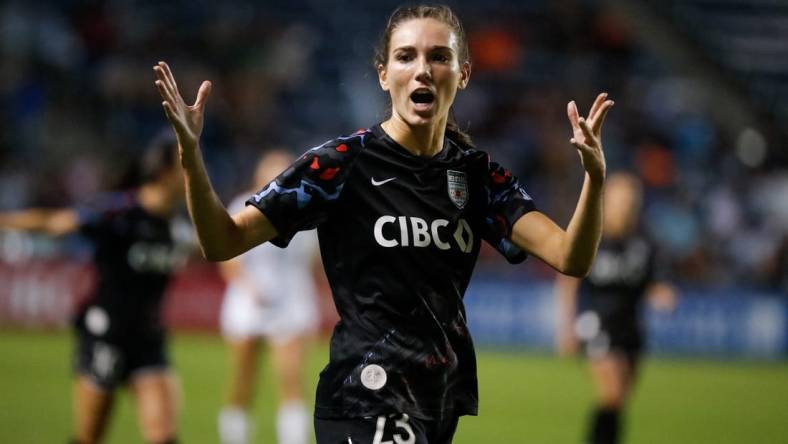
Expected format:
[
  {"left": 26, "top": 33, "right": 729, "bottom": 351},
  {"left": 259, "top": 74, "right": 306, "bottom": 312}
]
[
  {"left": 555, "top": 173, "right": 676, "bottom": 444},
  {"left": 218, "top": 150, "right": 320, "bottom": 444}
]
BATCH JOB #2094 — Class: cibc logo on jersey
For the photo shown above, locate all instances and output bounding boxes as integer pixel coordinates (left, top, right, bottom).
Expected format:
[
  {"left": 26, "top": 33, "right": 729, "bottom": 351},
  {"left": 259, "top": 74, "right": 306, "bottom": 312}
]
[{"left": 373, "top": 216, "right": 474, "bottom": 253}]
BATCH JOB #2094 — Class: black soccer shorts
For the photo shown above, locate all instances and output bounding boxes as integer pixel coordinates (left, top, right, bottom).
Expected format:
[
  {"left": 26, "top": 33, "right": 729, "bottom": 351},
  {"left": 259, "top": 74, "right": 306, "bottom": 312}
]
[
  {"left": 315, "top": 413, "right": 459, "bottom": 444},
  {"left": 73, "top": 329, "right": 169, "bottom": 390},
  {"left": 579, "top": 311, "right": 643, "bottom": 365}
]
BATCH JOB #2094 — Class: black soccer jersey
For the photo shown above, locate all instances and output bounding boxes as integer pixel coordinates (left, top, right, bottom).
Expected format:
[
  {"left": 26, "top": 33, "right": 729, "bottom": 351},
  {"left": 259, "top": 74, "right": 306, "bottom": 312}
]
[
  {"left": 73, "top": 192, "right": 183, "bottom": 341},
  {"left": 578, "top": 234, "right": 656, "bottom": 344},
  {"left": 247, "top": 124, "right": 536, "bottom": 420}
]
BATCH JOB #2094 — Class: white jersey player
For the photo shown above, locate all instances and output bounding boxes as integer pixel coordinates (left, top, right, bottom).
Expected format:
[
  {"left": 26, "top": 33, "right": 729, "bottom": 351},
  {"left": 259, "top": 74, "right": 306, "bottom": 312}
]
[{"left": 218, "top": 150, "right": 321, "bottom": 444}]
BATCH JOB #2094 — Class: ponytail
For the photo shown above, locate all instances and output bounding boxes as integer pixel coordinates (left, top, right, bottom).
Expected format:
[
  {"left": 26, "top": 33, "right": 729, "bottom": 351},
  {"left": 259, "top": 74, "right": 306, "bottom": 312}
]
[{"left": 446, "top": 108, "right": 474, "bottom": 148}]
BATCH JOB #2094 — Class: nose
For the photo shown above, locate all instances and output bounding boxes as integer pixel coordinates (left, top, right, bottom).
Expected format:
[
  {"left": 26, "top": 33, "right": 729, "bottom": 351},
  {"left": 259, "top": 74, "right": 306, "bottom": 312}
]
[{"left": 415, "top": 55, "right": 432, "bottom": 82}]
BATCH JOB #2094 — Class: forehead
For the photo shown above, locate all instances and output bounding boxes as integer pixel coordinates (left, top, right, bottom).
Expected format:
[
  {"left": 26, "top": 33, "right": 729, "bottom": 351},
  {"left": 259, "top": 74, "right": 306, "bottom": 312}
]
[{"left": 389, "top": 17, "right": 458, "bottom": 52}]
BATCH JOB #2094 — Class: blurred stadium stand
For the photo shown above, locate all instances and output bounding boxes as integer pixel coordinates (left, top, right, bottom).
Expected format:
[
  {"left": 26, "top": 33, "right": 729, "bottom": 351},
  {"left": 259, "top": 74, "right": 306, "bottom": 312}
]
[
  {"left": 648, "top": 0, "right": 788, "bottom": 125},
  {"left": 0, "top": 1, "right": 786, "bottom": 355}
]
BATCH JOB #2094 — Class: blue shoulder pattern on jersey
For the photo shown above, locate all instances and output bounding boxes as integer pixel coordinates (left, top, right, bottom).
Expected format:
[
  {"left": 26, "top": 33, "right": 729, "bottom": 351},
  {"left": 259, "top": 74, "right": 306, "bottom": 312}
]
[
  {"left": 252, "top": 178, "right": 344, "bottom": 209},
  {"left": 247, "top": 129, "right": 369, "bottom": 247},
  {"left": 483, "top": 158, "right": 536, "bottom": 264}
]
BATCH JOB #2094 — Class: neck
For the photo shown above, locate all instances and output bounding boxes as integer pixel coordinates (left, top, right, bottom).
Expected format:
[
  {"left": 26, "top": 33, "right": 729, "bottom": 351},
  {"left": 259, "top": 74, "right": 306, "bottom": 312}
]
[
  {"left": 137, "top": 182, "right": 175, "bottom": 218},
  {"left": 381, "top": 113, "right": 447, "bottom": 158}
]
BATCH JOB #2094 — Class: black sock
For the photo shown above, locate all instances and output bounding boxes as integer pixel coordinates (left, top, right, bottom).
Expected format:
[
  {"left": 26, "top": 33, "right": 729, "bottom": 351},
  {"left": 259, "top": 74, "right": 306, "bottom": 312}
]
[
  {"left": 150, "top": 439, "right": 177, "bottom": 444},
  {"left": 588, "top": 407, "right": 620, "bottom": 444}
]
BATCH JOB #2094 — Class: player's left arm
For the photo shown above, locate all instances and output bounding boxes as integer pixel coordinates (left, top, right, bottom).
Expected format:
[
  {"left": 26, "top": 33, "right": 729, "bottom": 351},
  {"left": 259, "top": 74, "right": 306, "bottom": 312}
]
[{"left": 511, "top": 93, "right": 612, "bottom": 277}]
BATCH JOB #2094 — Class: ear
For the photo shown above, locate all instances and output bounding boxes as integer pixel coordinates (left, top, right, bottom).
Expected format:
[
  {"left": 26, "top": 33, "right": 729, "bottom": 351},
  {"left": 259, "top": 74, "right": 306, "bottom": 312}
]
[
  {"left": 377, "top": 63, "right": 389, "bottom": 91},
  {"left": 458, "top": 61, "right": 471, "bottom": 90}
]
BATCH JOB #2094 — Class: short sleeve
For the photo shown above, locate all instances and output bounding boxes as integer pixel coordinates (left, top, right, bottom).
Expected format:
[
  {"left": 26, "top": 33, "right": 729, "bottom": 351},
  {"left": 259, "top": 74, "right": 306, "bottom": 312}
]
[
  {"left": 246, "top": 132, "right": 367, "bottom": 248},
  {"left": 483, "top": 160, "right": 537, "bottom": 264}
]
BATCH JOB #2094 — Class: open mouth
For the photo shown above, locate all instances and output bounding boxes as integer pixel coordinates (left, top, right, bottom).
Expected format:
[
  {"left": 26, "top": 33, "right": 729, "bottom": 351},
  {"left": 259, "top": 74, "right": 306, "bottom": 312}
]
[{"left": 410, "top": 89, "right": 435, "bottom": 105}]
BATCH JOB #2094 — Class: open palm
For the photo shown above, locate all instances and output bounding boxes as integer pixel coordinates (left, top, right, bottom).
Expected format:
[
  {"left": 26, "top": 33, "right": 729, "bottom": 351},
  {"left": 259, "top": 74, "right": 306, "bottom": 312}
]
[
  {"left": 567, "top": 93, "right": 613, "bottom": 182},
  {"left": 153, "top": 61, "right": 212, "bottom": 151}
]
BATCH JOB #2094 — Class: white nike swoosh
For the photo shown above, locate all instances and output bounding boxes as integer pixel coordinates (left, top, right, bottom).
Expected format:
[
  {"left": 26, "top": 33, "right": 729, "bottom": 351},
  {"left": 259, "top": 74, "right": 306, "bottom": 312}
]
[{"left": 371, "top": 177, "right": 397, "bottom": 186}]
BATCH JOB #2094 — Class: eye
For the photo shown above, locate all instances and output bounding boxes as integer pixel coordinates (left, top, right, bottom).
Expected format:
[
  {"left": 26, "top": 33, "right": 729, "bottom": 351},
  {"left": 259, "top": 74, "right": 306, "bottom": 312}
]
[
  {"left": 395, "top": 51, "right": 414, "bottom": 62},
  {"left": 431, "top": 52, "right": 451, "bottom": 63}
]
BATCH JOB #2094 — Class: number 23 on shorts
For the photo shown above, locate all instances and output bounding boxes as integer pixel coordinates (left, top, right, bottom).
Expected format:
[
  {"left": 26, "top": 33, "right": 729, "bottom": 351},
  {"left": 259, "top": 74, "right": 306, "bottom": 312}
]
[{"left": 371, "top": 413, "right": 415, "bottom": 444}]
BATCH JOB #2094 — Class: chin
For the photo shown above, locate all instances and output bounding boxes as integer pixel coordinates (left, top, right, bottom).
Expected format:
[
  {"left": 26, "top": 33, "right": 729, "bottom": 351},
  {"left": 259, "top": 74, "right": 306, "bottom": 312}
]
[
  {"left": 407, "top": 116, "right": 434, "bottom": 126},
  {"left": 405, "top": 109, "right": 440, "bottom": 127}
]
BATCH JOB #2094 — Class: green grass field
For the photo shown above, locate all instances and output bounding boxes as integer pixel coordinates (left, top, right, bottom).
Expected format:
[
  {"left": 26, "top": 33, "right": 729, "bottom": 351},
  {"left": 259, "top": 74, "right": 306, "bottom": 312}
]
[{"left": 1, "top": 330, "right": 786, "bottom": 443}]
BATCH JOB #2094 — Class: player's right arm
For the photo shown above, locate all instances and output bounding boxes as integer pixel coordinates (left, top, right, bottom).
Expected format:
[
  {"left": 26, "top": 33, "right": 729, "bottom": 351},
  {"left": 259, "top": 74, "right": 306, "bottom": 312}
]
[
  {"left": 0, "top": 208, "right": 79, "bottom": 236},
  {"left": 554, "top": 274, "right": 581, "bottom": 357},
  {"left": 153, "top": 61, "right": 277, "bottom": 261}
]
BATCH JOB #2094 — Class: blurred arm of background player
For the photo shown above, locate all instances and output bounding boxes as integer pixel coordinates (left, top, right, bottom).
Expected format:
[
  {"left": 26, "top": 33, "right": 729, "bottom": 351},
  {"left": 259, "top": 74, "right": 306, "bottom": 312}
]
[
  {"left": 553, "top": 276, "right": 680, "bottom": 358},
  {"left": 0, "top": 208, "right": 79, "bottom": 237},
  {"left": 555, "top": 274, "right": 582, "bottom": 358},
  {"left": 511, "top": 94, "right": 613, "bottom": 277},
  {"left": 154, "top": 61, "right": 277, "bottom": 261}
]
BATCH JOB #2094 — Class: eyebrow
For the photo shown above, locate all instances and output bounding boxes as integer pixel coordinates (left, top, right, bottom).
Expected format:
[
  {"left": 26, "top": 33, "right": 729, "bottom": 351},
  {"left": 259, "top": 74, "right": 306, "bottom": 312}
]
[{"left": 392, "top": 45, "right": 455, "bottom": 52}]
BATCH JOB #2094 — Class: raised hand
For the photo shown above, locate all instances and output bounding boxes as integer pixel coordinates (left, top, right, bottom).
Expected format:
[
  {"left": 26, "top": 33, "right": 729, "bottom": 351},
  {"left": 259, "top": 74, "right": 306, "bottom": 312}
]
[
  {"left": 153, "top": 61, "right": 212, "bottom": 155},
  {"left": 567, "top": 93, "right": 614, "bottom": 183}
]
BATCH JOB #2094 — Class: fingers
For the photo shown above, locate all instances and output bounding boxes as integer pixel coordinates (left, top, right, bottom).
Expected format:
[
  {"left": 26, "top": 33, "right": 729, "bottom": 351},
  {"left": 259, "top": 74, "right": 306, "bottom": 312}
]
[
  {"left": 153, "top": 64, "right": 175, "bottom": 96},
  {"left": 154, "top": 79, "right": 177, "bottom": 105},
  {"left": 153, "top": 62, "right": 183, "bottom": 112},
  {"left": 588, "top": 92, "right": 608, "bottom": 120},
  {"left": 158, "top": 61, "right": 179, "bottom": 95},
  {"left": 592, "top": 100, "right": 614, "bottom": 135},
  {"left": 570, "top": 137, "right": 593, "bottom": 154},
  {"left": 153, "top": 65, "right": 181, "bottom": 109},
  {"left": 194, "top": 81, "right": 212, "bottom": 110},
  {"left": 161, "top": 100, "right": 177, "bottom": 123},
  {"left": 578, "top": 117, "right": 595, "bottom": 144},
  {"left": 566, "top": 100, "right": 580, "bottom": 129}
]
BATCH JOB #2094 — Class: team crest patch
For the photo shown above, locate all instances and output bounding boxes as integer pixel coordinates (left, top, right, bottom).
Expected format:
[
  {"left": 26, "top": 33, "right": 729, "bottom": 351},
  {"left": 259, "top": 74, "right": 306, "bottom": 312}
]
[{"left": 447, "top": 170, "right": 468, "bottom": 209}]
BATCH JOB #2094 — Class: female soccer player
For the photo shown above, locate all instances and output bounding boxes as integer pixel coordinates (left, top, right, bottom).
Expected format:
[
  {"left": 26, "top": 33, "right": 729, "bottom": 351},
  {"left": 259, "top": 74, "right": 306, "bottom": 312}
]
[
  {"left": 0, "top": 135, "right": 186, "bottom": 444},
  {"left": 218, "top": 150, "right": 320, "bottom": 444},
  {"left": 555, "top": 173, "right": 676, "bottom": 444},
  {"left": 154, "top": 5, "right": 612, "bottom": 442}
]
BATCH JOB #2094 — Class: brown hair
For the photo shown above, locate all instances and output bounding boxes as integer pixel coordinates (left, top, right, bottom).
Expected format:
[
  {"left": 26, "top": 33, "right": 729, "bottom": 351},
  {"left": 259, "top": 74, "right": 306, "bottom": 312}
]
[{"left": 374, "top": 4, "right": 474, "bottom": 147}]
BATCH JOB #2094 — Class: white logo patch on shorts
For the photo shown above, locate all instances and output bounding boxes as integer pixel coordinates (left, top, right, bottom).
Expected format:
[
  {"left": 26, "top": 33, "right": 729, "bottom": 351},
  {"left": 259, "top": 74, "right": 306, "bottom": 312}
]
[
  {"left": 86, "top": 306, "right": 110, "bottom": 336},
  {"left": 360, "top": 364, "right": 387, "bottom": 390}
]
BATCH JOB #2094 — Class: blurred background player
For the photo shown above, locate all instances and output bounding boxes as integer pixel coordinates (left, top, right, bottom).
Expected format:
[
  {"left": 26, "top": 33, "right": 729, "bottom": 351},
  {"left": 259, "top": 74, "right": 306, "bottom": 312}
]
[
  {"left": 217, "top": 150, "right": 320, "bottom": 444},
  {"left": 0, "top": 133, "right": 187, "bottom": 444},
  {"left": 555, "top": 172, "right": 677, "bottom": 444}
]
